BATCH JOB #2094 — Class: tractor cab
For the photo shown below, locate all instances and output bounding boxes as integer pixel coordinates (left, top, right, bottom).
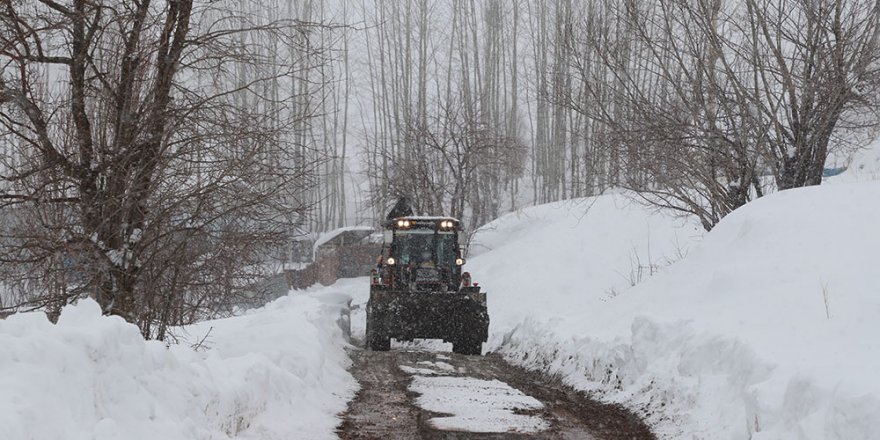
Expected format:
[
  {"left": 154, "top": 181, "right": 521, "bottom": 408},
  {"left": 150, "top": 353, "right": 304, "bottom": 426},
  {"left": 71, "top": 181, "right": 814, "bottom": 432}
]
[{"left": 375, "top": 217, "right": 468, "bottom": 292}]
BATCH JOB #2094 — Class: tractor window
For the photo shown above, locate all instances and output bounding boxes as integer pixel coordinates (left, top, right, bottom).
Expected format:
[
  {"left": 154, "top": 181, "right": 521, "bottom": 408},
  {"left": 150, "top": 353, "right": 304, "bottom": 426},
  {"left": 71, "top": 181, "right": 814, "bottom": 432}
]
[
  {"left": 435, "top": 233, "right": 457, "bottom": 267},
  {"left": 394, "top": 230, "right": 457, "bottom": 266}
]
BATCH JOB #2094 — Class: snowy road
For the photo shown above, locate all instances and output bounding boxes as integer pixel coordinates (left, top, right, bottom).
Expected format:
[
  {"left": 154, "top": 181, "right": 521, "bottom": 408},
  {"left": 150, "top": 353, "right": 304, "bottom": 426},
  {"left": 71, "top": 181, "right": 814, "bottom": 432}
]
[{"left": 336, "top": 347, "right": 655, "bottom": 440}]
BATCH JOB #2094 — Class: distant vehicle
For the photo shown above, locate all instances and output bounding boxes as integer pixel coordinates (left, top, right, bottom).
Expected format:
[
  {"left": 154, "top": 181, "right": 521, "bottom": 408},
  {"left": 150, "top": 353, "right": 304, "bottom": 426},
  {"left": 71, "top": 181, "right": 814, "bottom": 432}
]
[{"left": 366, "top": 216, "right": 489, "bottom": 355}]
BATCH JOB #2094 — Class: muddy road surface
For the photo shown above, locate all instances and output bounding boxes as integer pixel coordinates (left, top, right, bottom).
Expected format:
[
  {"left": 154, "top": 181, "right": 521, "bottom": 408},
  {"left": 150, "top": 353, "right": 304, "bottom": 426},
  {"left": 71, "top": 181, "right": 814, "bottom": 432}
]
[{"left": 337, "top": 346, "right": 655, "bottom": 440}]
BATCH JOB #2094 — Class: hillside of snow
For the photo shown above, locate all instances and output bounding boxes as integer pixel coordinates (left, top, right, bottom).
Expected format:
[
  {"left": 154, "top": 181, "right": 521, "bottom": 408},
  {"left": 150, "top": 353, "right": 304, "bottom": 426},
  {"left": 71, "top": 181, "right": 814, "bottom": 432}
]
[
  {"left": 469, "top": 181, "right": 880, "bottom": 439},
  {"left": 467, "top": 195, "right": 703, "bottom": 332},
  {"left": 0, "top": 293, "right": 356, "bottom": 440}
]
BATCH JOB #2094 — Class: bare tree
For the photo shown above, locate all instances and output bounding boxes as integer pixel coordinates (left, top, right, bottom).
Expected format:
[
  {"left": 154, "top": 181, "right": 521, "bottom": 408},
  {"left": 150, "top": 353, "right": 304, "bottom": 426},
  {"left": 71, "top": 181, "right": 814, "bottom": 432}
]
[
  {"left": 737, "top": 0, "right": 880, "bottom": 189},
  {"left": 360, "top": 0, "right": 528, "bottom": 227},
  {"left": 0, "top": 0, "right": 329, "bottom": 338},
  {"left": 562, "top": 0, "right": 880, "bottom": 230},
  {"left": 567, "top": 0, "right": 766, "bottom": 230}
]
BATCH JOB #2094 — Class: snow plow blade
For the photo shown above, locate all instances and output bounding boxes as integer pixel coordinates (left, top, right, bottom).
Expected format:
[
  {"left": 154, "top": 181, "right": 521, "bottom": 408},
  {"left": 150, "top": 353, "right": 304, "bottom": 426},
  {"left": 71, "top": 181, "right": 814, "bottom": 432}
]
[{"left": 365, "top": 288, "right": 488, "bottom": 355}]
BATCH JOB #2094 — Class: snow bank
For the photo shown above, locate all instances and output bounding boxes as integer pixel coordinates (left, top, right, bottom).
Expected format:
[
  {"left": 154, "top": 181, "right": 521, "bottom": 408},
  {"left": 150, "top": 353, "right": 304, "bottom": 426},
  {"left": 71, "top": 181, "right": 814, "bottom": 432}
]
[
  {"left": 0, "top": 292, "right": 356, "bottom": 440},
  {"left": 469, "top": 194, "right": 703, "bottom": 338},
  {"left": 471, "top": 185, "right": 880, "bottom": 439}
]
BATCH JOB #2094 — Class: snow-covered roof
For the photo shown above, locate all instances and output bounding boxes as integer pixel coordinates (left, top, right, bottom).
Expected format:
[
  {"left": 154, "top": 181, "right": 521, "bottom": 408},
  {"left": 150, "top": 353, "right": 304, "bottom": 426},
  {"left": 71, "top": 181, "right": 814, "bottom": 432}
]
[{"left": 313, "top": 225, "right": 376, "bottom": 250}]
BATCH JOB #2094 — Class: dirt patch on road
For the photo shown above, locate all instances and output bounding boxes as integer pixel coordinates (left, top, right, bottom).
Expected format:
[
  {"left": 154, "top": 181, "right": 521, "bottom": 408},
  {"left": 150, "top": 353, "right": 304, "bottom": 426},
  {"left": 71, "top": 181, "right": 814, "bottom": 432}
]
[
  {"left": 337, "top": 347, "right": 655, "bottom": 440},
  {"left": 336, "top": 348, "right": 422, "bottom": 440}
]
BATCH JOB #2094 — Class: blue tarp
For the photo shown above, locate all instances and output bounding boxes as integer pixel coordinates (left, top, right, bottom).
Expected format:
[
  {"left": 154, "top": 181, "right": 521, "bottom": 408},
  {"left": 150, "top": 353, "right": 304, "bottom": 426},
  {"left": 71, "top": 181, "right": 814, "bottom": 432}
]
[{"left": 823, "top": 166, "right": 848, "bottom": 177}]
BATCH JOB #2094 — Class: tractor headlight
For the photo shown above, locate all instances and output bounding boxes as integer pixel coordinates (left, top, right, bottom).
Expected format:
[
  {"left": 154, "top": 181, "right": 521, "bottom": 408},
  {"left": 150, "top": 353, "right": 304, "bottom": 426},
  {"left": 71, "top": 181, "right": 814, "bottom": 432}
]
[
  {"left": 386, "top": 257, "right": 396, "bottom": 265},
  {"left": 455, "top": 258, "right": 465, "bottom": 266}
]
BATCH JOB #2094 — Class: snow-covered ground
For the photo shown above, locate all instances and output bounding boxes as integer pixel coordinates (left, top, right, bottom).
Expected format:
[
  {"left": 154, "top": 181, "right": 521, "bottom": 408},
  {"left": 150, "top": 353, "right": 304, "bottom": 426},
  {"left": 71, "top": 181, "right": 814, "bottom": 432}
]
[
  {"left": 3, "top": 143, "right": 878, "bottom": 440},
  {"left": 466, "top": 154, "right": 880, "bottom": 438},
  {"left": 0, "top": 292, "right": 356, "bottom": 440}
]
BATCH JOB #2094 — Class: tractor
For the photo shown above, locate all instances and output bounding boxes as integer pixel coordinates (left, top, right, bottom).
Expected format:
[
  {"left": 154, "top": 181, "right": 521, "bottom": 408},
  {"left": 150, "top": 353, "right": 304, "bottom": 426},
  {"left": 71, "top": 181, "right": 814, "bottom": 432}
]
[{"left": 365, "top": 216, "right": 488, "bottom": 355}]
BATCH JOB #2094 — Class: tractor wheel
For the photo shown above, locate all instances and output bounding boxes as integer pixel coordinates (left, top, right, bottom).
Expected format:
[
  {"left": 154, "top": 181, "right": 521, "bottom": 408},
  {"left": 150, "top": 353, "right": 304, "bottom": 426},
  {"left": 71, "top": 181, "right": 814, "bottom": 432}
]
[
  {"left": 452, "top": 339, "right": 482, "bottom": 356},
  {"left": 367, "top": 333, "right": 390, "bottom": 351},
  {"left": 365, "top": 316, "right": 391, "bottom": 351}
]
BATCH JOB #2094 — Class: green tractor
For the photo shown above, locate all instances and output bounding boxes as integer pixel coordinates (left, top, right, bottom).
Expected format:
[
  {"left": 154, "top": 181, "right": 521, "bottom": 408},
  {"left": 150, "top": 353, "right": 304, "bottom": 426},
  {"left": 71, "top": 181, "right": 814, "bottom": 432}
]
[{"left": 365, "top": 216, "right": 489, "bottom": 355}]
